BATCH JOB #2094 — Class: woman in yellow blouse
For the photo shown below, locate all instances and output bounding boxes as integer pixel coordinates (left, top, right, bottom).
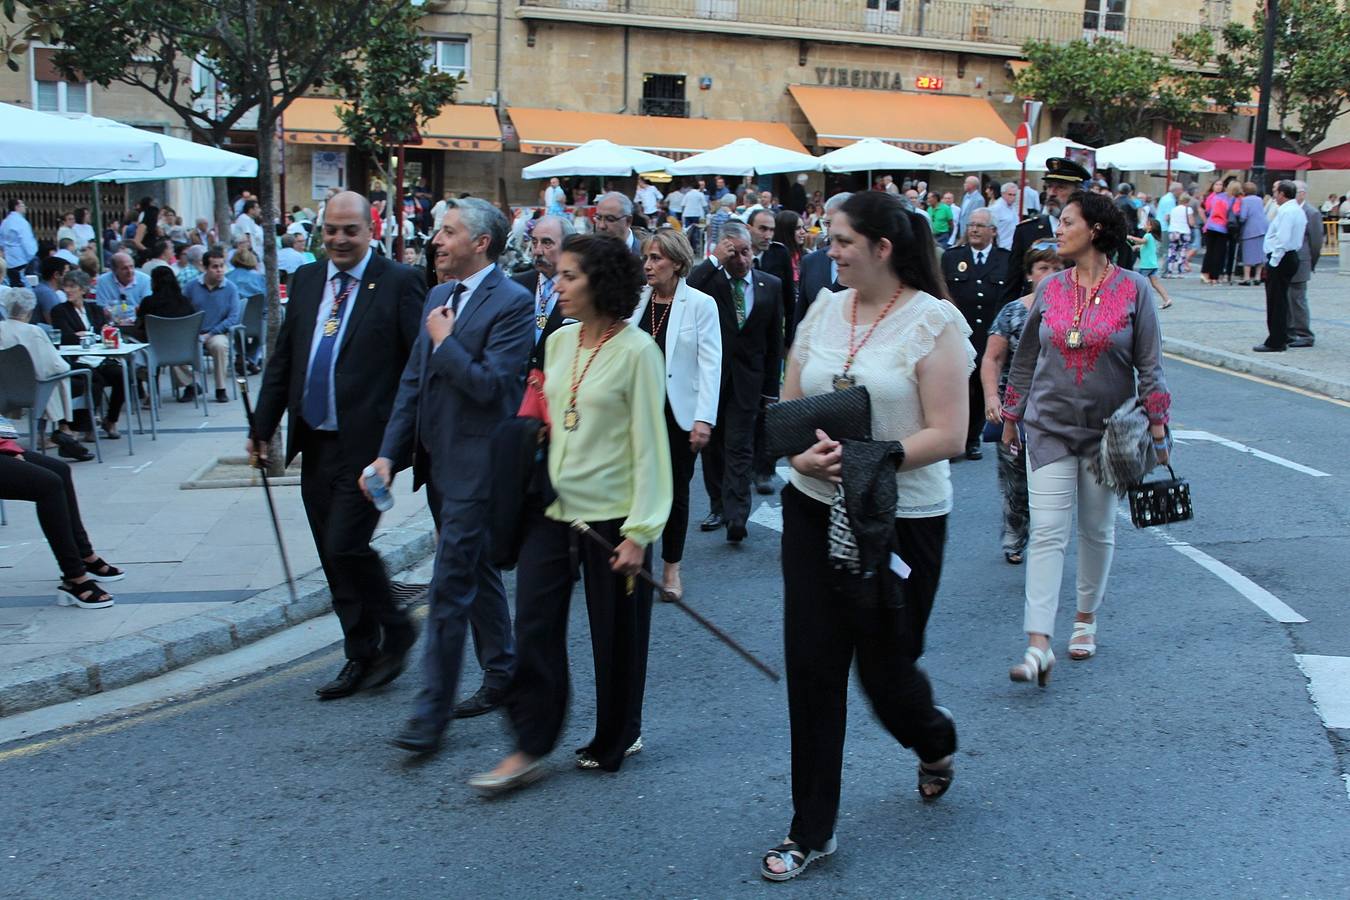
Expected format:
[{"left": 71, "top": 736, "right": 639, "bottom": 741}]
[{"left": 470, "top": 233, "right": 673, "bottom": 793}]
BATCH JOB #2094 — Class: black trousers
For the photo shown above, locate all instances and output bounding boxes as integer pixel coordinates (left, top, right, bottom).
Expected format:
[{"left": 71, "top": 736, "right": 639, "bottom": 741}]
[
  {"left": 1262, "top": 252, "right": 1298, "bottom": 351},
  {"left": 661, "top": 404, "right": 697, "bottom": 564},
  {"left": 966, "top": 363, "right": 985, "bottom": 447},
  {"left": 506, "top": 513, "right": 653, "bottom": 771},
  {"left": 1201, "top": 230, "right": 1229, "bottom": 278},
  {"left": 780, "top": 484, "right": 957, "bottom": 851},
  {"left": 299, "top": 433, "right": 408, "bottom": 661},
  {"left": 701, "top": 399, "right": 756, "bottom": 529},
  {"left": 0, "top": 451, "right": 93, "bottom": 580},
  {"left": 71, "top": 359, "right": 126, "bottom": 427},
  {"left": 752, "top": 406, "right": 775, "bottom": 481}
]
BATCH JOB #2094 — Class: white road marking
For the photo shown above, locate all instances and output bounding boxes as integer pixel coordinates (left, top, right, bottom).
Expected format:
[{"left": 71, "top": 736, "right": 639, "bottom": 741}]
[
  {"left": 133, "top": 459, "right": 155, "bottom": 474},
  {"left": 1294, "top": 655, "right": 1350, "bottom": 729},
  {"left": 1171, "top": 430, "right": 1331, "bottom": 478},
  {"left": 1118, "top": 510, "right": 1308, "bottom": 624}
]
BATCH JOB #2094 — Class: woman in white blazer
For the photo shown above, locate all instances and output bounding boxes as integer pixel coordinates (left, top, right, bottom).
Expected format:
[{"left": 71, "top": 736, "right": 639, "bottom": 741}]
[{"left": 631, "top": 228, "right": 722, "bottom": 601}]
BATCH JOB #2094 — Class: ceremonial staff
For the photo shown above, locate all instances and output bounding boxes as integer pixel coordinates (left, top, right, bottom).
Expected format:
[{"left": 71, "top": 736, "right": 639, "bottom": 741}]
[
  {"left": 570, "top": 520, "right": 780, "bottom": 683},
  {"left": 238, "top": 377, "right": 298, "bottom": 605}
]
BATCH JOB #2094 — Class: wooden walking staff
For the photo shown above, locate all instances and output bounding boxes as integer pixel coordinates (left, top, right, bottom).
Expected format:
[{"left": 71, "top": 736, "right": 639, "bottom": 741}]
[
  {"left": 238, "top": 377, "right": 299, "bottom": 606},
  {"left": 570, "top": 521, "right": 781, "bottom": 683}
]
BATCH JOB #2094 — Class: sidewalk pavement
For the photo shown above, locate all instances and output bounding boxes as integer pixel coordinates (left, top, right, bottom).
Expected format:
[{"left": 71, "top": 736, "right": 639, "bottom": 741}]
[
  {"left": 3, "top": 266, "right": 1347, "bottom": 716},
  {"left": 0, "top": 372, "right": 434, "bottom": 716},
  {"left": 1154, "top": 267, "right": 1349, "bottom": 401}
]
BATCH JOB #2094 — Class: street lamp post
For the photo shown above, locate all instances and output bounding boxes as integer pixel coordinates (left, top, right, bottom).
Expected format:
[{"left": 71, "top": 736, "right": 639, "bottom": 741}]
[{"left": 1250, "top": 0, "right": 1279, "bottom": 194}]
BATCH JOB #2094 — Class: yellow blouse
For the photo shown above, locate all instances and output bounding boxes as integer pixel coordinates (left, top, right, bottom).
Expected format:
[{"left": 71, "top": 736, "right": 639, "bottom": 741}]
[{"left": 542, "top": 322, "right": 673, "bottom": 547}]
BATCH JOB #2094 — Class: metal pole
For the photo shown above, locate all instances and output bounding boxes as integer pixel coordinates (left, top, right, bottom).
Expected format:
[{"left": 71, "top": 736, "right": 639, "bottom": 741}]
[
  {"left": 90, "top": 183, "right": 104, "bottom": 274},
  {"left": 395, "top": 144, "right": 406, "bottom": 259},
  {"left": 1250, "top": 0, "right": 1278, "bottom": 194}
]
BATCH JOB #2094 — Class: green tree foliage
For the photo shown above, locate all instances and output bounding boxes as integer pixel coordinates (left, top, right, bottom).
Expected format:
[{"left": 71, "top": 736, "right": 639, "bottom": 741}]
[
  {"left": 1015, "top": 38, "right": 1229, "bottom": 146},
  {"left": 1218, "top": 0, "right": 1350, "bottom": 154}
]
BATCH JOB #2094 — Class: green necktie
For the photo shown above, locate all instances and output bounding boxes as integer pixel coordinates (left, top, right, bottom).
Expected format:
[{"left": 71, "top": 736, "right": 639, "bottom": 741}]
[{"left": 732, "top": 277, "right": 746, "bottom": 328}]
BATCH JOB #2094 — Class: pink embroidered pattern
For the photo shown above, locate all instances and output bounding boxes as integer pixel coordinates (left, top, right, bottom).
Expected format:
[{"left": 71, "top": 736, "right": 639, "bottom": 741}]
[
  {"left": 1001, "top": 383, "right": 1023, "bottom": 420},
  {"left": 1143, "top": 390, "right": 1171, "bottom": 424},
  {"left": 1041, "top": 270, "right": 1135, "bottom": 384}
]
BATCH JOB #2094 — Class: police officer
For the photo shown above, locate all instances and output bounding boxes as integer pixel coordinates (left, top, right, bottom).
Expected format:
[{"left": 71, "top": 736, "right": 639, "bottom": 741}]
[
  {"left": 941, "top": 207, "right": 1010, "bottom": 460},
  {"left": 1001, "top": 156, "right": 1090, "bottom": 304}
]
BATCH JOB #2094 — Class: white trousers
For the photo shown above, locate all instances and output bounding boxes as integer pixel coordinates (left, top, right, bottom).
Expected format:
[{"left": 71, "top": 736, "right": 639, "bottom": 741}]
[{"left": 1022, "top": 454, "right": 1117, "bottom": 638}]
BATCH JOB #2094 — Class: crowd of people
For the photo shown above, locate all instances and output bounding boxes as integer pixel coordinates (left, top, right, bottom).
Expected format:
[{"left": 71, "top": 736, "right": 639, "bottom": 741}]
[{"left": 2, "top": 149, "right": 1336, "bottom": 883}]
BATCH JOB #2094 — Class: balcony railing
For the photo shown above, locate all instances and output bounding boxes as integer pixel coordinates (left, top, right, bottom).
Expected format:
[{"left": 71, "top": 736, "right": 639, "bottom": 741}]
[
  {"left": 639, "top": 97, "right": 691, "bottom": 117},
  {"left": 519, "top": 0, "right": 1216, "bottom": 58}
]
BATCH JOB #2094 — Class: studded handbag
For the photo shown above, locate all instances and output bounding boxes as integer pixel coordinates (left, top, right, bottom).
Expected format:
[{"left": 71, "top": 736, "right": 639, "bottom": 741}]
[
  {"left": 1127, "top": 464, "right": 1193, "bottom": 528},
  {"left": 764, "top": 386, "right": 872, "bottom": 460}
]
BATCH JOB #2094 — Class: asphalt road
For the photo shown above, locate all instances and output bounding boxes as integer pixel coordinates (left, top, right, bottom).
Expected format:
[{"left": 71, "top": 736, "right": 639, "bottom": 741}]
[{"left": 2, "top": 356, "right": 1347, "bottom": 898}]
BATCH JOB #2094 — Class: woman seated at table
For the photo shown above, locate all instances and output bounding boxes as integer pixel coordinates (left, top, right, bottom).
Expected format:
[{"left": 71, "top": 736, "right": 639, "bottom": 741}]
[
  {"left": 0, "top": 413, "right": 124, "bottom": 608},
  {"left": 131, "top": 265, "right": 195, "bottom": 341},
  {"left": 225, "top": 247, "right": 266, "bottom": 298},
  {"left": 0, "top": 287, "right": 92, "bottom": 461},
  {"left": 49, "top": 270, "right": 126, "bottom": 441}
]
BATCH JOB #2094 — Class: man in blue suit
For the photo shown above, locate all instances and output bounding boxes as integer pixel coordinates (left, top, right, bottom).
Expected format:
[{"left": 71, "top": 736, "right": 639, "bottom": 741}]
[{"left": 366, "top": 198, "right": 535, "bottom": 754}]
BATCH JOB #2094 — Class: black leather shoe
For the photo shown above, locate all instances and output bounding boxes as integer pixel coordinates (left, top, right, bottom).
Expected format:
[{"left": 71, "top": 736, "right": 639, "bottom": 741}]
[
  {"left": 700, "top": 512, "right": 726, "bottom": 532},
  {"left": 177, "top": 385, "right": 197, "bottom": 403},
  {"left": 754, "top": 475, "right": 775, "bottom": 495},
  {"left": 453, "top": 685, "right": 505, "bottom": 719},
  {"left": 214, "top": 388, "right": 230, "bottom": 403},
  {"left": 726, "top": 522, "right": 747, "bottom": 543},
  {"left": 1252, "top": 344, "right": 1285, "bottom": 352},
  {"left": 965, "top": 443, "right": 984, "bottom": 460},
  {"left": 364, "top": 623, "right": 418, "bottom": 690},
  {"left": 1288, "top": 338, "right": 1314, "bottom": 348},
  {"left": 390, "top": 718, "right": 443, "bottom": 754},
  {"left": 315, "top": 659, "right": 369, "bottom": 700}
]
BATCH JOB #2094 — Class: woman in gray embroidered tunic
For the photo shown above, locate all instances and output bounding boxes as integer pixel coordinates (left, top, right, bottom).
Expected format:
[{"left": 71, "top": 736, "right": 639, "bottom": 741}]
[{"left": 1000, "top": 191, "right": 1171, "bottom": 686}]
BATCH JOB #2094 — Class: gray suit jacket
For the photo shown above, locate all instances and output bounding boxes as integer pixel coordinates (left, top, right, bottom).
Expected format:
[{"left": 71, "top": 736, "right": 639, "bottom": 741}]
[
  {"left": 379, "top": 265, "right": 534, "bottom": 499},
  {"left": 1293, "top": 203, "right": 1324, "bottom": 283}
]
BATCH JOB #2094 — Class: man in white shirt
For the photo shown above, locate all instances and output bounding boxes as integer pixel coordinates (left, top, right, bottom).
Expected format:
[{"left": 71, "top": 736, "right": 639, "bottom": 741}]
[
  {"left": 1, "top": 199, "right": 38, "bottom": 286},
  {"left": 955, "top": 175, "right": 983, "bottom": 244},
  {"left": 141, "top": 239, "right": 177, "bottom": 274},
  {"left": 54, "top": 238, "right": 81, "bottom": 266},
  {"left": 1021, "top": 183, "right": 1041, "bottom": 216},
  {"left": 666, "top": 184, "right": 685, "bottom": 221},
  {"left": 276, "top": 232, "right": 313, "bottom": 275},
  {"left": 94, "top": 252, "right": 152, "bottom": 325},
  {"left": 634, "top": 177, "right": 661, "bottom": 220},
  {"left": 231, "top": 200, "right": 266, "bottom": 253},
  {"left": 681, "top": 184, "right": 708, "bottom": 226},
  {"left": 1156, "top": 182, "right": 1182, "bottom": 236},
  {"left": 1254, "top": 181, "right": 1305, "bottom": 354},
  {"left": 989, "top": 182, "right": 1020, "bottom": 250}
]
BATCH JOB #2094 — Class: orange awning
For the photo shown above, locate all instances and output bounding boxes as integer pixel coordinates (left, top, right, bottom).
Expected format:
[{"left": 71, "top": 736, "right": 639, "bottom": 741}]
[
  {"left": 507, "top": 107, "right": 808, "bottom": 159},
  {"left": 280, "top": 97, "right": 502, "bottom": 151},
  {"left": 788, "top": 84, "right": 1016, "bottom": 151}
]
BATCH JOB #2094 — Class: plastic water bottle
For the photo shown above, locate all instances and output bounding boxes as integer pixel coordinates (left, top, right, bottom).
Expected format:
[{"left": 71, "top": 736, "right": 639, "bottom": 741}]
[{"left": 363, "top": 465, "right": 395, "bottom": 512}]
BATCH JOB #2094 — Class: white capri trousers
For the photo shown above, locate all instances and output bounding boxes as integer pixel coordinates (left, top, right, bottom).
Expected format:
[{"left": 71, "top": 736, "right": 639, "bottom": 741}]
[{"left": 1022, "top": 454, "right": 1117, "bottom": 637}]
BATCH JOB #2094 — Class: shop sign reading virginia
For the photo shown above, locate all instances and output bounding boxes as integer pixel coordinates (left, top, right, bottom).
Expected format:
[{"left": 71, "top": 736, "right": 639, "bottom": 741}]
[{"left": 815, "top": 67, "right": 931, "bottom": 91}]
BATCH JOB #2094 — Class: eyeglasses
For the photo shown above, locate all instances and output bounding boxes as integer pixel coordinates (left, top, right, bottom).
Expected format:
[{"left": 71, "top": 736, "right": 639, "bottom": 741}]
[
  {"left": 595, "top": 214, "right": 628, "bottom": 224},
  {"left": 966, "top": 223, "right": 991, "bottom": 228}
]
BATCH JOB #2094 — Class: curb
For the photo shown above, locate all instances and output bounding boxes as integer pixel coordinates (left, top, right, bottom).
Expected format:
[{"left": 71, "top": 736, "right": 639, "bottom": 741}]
[
  {"left": 1163, "top": 337, "right": 1350, "bottom": 402},
  {"left": 0, "top": 512, "right": 435, "bottom": 718}
]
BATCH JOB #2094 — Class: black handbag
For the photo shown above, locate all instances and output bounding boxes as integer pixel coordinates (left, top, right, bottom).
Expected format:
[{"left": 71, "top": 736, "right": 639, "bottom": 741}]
[
  {"left": 764, "top": 386, "right": 872, "bottom": 459},
  {"left": 1127, "top": 464, "right": 1193, "bottom": 528}
]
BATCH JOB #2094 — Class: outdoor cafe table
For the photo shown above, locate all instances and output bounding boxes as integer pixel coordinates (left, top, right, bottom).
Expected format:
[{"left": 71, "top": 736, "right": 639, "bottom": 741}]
[{"left": 56, "top": 340, "right": 157, "bottom": 454}]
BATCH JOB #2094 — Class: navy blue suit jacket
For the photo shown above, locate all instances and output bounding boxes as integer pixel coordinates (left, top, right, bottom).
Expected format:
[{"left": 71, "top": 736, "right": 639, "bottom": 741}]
[{"left": 379, "top": 265, "right": 534, "bottom": 499}]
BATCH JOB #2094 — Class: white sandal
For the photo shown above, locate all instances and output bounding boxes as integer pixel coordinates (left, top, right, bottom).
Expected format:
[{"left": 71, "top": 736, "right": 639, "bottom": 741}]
[
  {"left": 1009, "top": 646, "right": 1054, "bottom": 687},
  {"left": 1069, "top": 621, "right": 1097, "bottom": 660},
  {"left": 760, "top": 835, "right": 837, "bottom": 882}
]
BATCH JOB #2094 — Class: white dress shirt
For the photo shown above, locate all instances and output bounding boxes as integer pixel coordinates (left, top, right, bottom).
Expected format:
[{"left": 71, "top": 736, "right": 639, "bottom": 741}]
[{"left": 1263, "top": 198, "right": 1306, "bottom": 267}]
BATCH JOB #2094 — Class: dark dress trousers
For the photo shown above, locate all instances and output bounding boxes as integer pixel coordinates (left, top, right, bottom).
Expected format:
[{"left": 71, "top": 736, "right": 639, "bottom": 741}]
[
  {"left": 379, "top": 266, "right": 535, "bottom": 731},
  {"left": 688, "top": 258, "right": 782, "bottom": 532},
  {"left": 942, "top": 245, "right": 1011, "bottom": 445},
  {"left": 251, "top": 253, "right": 424, "bottom": 662},
  {"left": 792, "top": 247, "right": 841, "bottom": 333},
  {"left": 50, "top": 300, "right": 125, "bottom": 427},
  {"left": 511, "top": 267, "right": 567, "bottom": 373}
]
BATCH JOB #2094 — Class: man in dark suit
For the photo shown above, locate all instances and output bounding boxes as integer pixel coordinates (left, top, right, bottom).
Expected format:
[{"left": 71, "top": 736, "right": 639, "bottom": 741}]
[
  {"left": 594, "top": 191, "right": 643, "bottom": 257},
  {"left": 792, "top": 191, "right": 851, "bottom": 330},
  {"left": 941, "top": 207, "right": 1011, "bottom": 460},
  {"left": 249, "top": 191, "right": 424, "bottom": 700},
  {"left": 369, "top": 197, "right": 534, "bottom": 754},
  {"left": 689, "top": 220, "right": 782, "bottom": 544},
  {"left": 510, "top": 214, "right": 574, "bottom": 372},
  {"left": 1287, "top": 181, "right": 1322, "bottom": 348},
  {"left": 1002, "top": 157, "right": 1090, "bottom": 303},
  {"left": 745, "top": 208, "right": 795, "bottom": 493}
]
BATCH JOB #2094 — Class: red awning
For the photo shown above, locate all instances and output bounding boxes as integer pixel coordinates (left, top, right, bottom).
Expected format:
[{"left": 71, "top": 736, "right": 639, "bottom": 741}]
[
  {"left": 1309, "top": 141, "right": 1350, "bottom": 171},
  {"left": 1183, "top": 137, "right": 1310, "bottom": 171}
]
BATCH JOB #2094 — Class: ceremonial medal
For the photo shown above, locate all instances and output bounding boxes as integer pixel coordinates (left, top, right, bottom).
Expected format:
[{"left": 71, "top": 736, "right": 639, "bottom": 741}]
[
  {"left": 536, "top": 313, "right": 549, "bottom": 331},
  {"left": 1065, "top": 264, "right": 1113, "bottom": 354},
  {"left": 833, "top": 373, "right": 858, "bottom": 392},
  {"left": 1066, "top": 328, "right": 1083, "bottom": 350},
  {"left": 564, "top": 319, "right": 622, "bottom": 435},
  {"left": 957, "top": 260, "right": 968, "bottom": 272},
  {"left": 563, "top": 405, "right": 580, "bottom": 432},
  {"left": 323, "top": 318, "right": 339, "bottom": 337}
]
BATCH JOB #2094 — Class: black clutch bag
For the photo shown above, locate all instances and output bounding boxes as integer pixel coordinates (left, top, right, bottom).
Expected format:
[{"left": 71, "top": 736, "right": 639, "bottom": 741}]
[
  {"left": 764, "top": 386, "right": 872, "bottom": 459},
  {"left": 1127, "top": 464, "right": 1193, "bottom": 528}
]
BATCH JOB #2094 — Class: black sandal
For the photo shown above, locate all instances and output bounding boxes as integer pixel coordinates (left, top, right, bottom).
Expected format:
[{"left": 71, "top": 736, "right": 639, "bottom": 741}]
[
  {"left": 1004, "top": 551, "right": 1023, "bottom": 565},
  {"left": 84, "top": 557, "right": 125, "bottom": 582},
  {"left": 918, "top": 760, "right": 955, "bottom": 802},
  {"left": 760, "top": 835, "right": 836, "bottom": 882},
  {"left": 56, "top": 580, "right": 115, "bottom": 609}
]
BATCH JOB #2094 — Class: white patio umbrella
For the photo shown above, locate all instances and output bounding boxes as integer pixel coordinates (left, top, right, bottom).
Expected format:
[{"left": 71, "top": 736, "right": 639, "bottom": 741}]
[
  {"left": 1024, "top": 137, "right": 1094, "bottom": 172},
  {"left": 0, "top": 102, "right": 165, "bottom": 184},
  {"left": 818, "top": 138, "right": 928, "bottom": 173},
  {"left": 521, "top": 139, "right": 672, "bottom": 178},
  {"left": 666, "top": 138, "right": 821, "bottom": 176},
  {"left": 921, "top": 137, "right": 1020, "bottom": 173},
  {"left": 79, "top": 117, "right": 258, "bottom": 182},
  {"left": 1096, "top": 137, "right": 1215, "bottom": 173}
]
